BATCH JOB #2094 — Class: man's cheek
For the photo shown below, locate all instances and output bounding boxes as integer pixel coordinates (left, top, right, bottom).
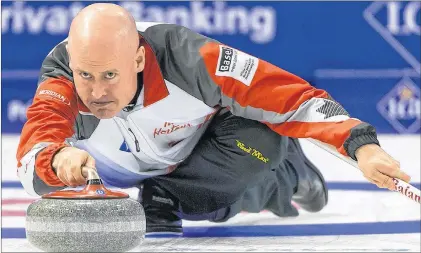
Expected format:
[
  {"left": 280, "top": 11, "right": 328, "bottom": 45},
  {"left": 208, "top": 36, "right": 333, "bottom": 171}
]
[{"left": 73, "top": 84, "right": 91, "bottom": 102}]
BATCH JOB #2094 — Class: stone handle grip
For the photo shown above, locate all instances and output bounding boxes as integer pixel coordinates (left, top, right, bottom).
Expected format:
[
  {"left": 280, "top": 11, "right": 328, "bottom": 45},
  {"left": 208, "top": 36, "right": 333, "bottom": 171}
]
[{"left": 81, "top": 166, "right": 100, "bottom": 180}]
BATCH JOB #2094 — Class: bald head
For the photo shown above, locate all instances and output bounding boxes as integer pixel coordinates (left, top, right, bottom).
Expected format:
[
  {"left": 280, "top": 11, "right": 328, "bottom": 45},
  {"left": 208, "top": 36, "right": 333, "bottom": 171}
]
[
  {"left": 68, "top": 3, "right": 139, "bottom": 58},
  {"left": 66, "top": 3, "right": 146, "bottom": 119}
]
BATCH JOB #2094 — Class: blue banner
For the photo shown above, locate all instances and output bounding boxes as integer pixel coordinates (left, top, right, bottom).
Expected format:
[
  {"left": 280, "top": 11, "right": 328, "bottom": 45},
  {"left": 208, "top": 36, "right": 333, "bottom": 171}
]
[{"left": 2, "top": 1, "right": 420, "bottom": 134}]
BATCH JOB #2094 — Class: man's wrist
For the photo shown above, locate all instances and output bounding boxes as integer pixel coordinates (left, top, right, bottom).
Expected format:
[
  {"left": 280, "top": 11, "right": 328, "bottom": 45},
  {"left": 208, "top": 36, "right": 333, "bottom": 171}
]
[
  {"left": 355, "top": 143, "right": 381, "bottom": 161},
  {"left": 51, "top": 145, "right": 70, "bottom": 174}
]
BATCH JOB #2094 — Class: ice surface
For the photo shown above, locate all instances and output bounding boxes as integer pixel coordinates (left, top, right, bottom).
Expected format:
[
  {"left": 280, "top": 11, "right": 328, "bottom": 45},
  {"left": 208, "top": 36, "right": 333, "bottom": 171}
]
[{"left": 2, "top": 135, "right": 420, "bottom": 252}]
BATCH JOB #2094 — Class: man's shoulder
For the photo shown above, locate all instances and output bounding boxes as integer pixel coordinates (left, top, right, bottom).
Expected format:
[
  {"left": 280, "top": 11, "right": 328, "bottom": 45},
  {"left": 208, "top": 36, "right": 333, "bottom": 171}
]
[
  {"left": 135, "top": 21, "right": 168, "bottom": 32},
  {"left": 135, "top": 21, "right": 180, "bottom": 32},
  {"left": 137, "top": 22, "right": 215, "bottom": 45},
  {"left": 40, "top": 39, "right": 73, "bottom": 84}
]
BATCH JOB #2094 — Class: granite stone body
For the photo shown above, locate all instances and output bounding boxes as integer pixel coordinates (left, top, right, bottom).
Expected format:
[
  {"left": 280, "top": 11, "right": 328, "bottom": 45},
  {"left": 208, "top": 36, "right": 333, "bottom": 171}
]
[{"left": 26, "top": 197, "right": 146, "bottom": 252}]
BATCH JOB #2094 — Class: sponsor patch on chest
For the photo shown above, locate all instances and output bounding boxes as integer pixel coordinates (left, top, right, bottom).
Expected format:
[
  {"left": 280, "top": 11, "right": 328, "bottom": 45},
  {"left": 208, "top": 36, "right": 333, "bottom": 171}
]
[
  {"left": 215, "top": 45, "right": 259, "bottom": 86},
  {"left": 153, "top": 122, "right": 193, "bottom": 138}
]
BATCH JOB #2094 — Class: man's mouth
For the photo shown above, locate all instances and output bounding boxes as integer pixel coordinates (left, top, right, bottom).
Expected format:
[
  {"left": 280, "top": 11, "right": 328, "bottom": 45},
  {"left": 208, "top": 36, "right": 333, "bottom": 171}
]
[{"left": 91, "top": 101, "right": 113, "bottom": 107}]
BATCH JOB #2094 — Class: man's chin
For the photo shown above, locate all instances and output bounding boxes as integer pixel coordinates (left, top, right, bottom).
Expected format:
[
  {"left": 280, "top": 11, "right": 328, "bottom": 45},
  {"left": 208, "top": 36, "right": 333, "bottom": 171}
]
[{"left": 91, "top": 109, "right": 118, "bottom": 119}]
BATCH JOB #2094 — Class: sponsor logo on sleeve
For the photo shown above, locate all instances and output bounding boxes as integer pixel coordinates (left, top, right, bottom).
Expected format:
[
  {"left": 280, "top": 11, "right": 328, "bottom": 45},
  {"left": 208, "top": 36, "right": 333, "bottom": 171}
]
[
  {"left": 215, "top": 45, "right": 259, "bottom": 86},
  {"left": 38, "top": 89, "right": 71, "bottom": 105}
]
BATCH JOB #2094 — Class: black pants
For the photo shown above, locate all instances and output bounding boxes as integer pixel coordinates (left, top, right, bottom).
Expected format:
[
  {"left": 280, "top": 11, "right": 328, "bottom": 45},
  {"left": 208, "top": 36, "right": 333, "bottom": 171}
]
[{"left": 150, "top": 112, "right": 299, "bottom": 217}]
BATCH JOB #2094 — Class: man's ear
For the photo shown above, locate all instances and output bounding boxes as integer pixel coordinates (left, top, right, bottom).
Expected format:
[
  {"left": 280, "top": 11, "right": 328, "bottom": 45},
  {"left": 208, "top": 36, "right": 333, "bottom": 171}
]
[
  {"left": 66, "top": 44, "right": 73, "bottom": 70},
  {"left": 135, "top": 46, "right": 145, "bottom": 72}
]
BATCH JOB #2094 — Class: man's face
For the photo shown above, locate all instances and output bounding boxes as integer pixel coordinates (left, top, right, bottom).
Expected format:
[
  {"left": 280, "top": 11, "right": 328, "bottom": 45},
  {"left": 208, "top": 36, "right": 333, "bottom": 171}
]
[{"left": 68, "top": 42, "right": 143, "bottom": 119}]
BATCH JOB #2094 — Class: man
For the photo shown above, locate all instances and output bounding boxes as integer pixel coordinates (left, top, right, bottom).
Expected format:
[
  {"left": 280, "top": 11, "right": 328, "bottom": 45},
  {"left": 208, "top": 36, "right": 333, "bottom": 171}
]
[{"left": 16, "top": 3, "right": 411, "bottom": 235}]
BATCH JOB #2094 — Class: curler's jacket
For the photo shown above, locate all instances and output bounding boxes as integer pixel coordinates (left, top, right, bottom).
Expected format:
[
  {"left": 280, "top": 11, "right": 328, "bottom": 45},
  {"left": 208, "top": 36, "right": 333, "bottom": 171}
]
[{"left": 16, "top": 22, "right": 379, "bottom": 196}]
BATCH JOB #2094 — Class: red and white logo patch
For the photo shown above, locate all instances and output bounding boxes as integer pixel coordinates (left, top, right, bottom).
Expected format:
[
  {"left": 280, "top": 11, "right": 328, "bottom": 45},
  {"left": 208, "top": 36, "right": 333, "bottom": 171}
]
[
  {"left": 38, "top": 89, "right": 71, "bottom": 105},
  {"left": 215, "top": 45, "right": 259, "bottom": 86}
]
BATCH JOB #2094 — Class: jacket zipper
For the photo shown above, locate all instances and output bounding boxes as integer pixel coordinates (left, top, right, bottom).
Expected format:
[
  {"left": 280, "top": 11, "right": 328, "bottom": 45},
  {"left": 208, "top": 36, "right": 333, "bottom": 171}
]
[{"left": 128, "top": 128, "right": 141, "bottom": 152}]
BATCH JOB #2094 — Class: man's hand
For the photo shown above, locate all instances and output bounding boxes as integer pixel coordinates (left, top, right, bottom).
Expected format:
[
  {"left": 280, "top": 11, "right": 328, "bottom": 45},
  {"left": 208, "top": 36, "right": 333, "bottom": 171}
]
[
  {"left": 52, "top": 146, "right": 96, "bottom": 187},
  {"left": 355, "top": 144, "right": 411, "bottom": 191}
]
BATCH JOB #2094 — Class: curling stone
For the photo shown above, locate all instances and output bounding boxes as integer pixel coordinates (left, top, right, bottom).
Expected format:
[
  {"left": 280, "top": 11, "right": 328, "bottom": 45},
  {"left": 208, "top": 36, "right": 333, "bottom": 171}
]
[{"left": 26, "top": 167, "right": 146, "bottom": 252}]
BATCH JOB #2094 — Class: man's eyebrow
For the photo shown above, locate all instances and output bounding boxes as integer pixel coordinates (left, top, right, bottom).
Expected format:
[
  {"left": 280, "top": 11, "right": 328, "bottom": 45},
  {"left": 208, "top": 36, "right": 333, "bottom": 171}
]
[
  {"left": 102, "top": 69, "right": 119, "bottom": 73},
  {"left": 73, "top": 69, "right": 119, "bottom": 74},
  {"left": 74, "top": 68, "right": 89, "bottom": 73}
]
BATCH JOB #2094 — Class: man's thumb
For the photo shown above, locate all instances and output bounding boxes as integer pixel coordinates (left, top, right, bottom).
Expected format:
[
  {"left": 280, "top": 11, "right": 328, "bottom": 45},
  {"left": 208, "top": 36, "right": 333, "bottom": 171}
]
[{"left": 84, "top": 155, "right": 96, "bottom": 170}]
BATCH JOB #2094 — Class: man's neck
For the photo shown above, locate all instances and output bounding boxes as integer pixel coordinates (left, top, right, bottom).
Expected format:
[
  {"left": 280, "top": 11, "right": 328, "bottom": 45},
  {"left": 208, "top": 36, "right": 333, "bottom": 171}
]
[{"left": 123, "top": 72, "right": 143, "bottom": 112}]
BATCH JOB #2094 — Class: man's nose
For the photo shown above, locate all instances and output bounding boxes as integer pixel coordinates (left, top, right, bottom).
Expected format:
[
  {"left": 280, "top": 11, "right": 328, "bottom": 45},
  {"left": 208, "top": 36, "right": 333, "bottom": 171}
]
[{"left": 91, "top": 82, "right": 107, "bottom": 99}]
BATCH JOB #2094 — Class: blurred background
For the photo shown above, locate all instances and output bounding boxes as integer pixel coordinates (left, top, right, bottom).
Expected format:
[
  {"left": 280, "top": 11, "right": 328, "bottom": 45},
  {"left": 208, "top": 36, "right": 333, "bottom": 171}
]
[
  {"left": 1, "top": 1, "right": 420, "bottom": 180},
  {"left": 2, "top": 1, "right": 420, "bottom": 134}
]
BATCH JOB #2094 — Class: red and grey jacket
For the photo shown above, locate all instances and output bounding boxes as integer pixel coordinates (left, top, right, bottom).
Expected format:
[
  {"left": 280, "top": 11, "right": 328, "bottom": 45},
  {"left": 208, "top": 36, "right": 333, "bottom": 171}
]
[{"left": 16, "top": 22, "right": 379, "bottom": 196}]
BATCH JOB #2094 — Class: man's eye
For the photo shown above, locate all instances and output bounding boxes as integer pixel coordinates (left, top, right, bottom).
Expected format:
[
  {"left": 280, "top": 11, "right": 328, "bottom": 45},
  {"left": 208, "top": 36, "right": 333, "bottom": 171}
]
[
  {"left": 105, "top": 72, "right": 116, "bottom": 79},
  {"left": 80, "top": 72, "right": 92, "bottom": 79}
]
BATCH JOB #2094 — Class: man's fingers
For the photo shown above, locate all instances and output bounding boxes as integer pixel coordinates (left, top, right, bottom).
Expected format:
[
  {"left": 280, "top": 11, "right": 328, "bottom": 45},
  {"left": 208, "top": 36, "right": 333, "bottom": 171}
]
[
  {"left": 55, "top": 161, "right": 70, "bottom": 185},
  {"left": 65, "top": 165, "right": 80, "bottom": 187},
  {"left": 364, "top": 175, "right": 377, "bottom": 185},
  {"left": 67, "top": 173, "right": 80, "bottom": 187},
  {"left": 52, "top": 147, "right": 96, "bottom": 186},
  {"left": 59, "top": 169, "right": 74, "bottom": 187},
  {"left": 394, "top": 170, "right": 411, "bottom": 183},
  {"left": 376, "top": 161, "right": 398, "bottom": 176},
  {"left": 381, "top": 176, "right": 396, "bottom": 191},
  {"left": 70, "top": 164, "right": 86, "bottom": 185},
  {"left": 369, "top": 170, "right": 396, "bottom": 191},
  {"left": 376, "top": 161, "right": 411, "bottom": 183},
  {"left": 365, "top": 175, "right": 384, "bottom": 189},
  {"left": 64, "top": 157, "right": 85, "bottom": 186},
  {"left": 56, "top": 168, "right": 69, "bottom": 185},
  {"left": 56, "top": 160, "right": 85, "bottom": 187},
  {"left": 84, "top": 154, "right": 96, "bottom": 169}
]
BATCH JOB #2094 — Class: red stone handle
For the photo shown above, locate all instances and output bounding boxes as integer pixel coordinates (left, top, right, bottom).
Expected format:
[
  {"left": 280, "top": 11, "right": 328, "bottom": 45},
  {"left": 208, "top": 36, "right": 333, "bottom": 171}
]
[{"left": 42, "top": 167, "right": 129, "bottom": 199}]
